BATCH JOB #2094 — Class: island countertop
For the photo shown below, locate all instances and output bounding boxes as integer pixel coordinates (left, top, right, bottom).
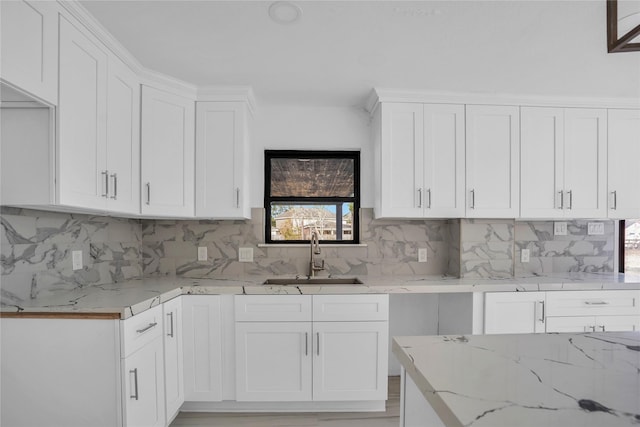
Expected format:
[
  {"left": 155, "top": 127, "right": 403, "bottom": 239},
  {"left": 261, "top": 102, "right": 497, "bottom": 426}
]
[
  {"left": 2, "top": 272, "right": 640, "bottom": 319},
  {"left": 393, "top": 332, "right": 640, "bottom": 427}
]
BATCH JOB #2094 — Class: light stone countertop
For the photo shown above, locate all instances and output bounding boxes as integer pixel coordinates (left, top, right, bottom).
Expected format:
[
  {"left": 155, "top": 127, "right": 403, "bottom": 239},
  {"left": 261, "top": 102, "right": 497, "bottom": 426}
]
[
  {"left": 2, "top": 272, "right": 640, "bottom": 319},
  {"left": 392, "top": 332, "right": 640, "bottom": 427}
]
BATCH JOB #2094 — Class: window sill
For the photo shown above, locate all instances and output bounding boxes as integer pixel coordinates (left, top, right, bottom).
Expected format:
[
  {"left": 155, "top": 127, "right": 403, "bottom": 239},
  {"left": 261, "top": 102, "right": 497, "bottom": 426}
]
[{"left": 258, "top": 243, "right": 367, "bottom": 248}]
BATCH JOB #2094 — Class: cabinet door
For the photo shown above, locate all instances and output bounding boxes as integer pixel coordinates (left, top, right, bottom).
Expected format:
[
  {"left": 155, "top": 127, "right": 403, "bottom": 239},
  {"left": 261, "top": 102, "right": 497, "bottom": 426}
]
[
  {"left": 58, "top": 16, "right": 108, "bottom": 210},
  {"left": 0, "top": 0, "right": 58, "bottom": 104},
  {"left": 466, "top": 105, "right": 520, "bottom": 218},
  {"left": 563, "top": 108, "right": 607, "bottom": 218},
  {"left": 424, "top": 104, "right": 465, "bottom": 217},
  {"left": 123, "top": 337, "right": 165, "bottom": 427},
  {"left": 182, "top": 295, "right": 222, "bottom": 402},
  {"left": 313, "top": 321, "right": 388, "bottom": 401},
  {"left": 545, "top": 316, "right": 595, "bottom": 333},
  {"left": 378, "top": 103, "right": 424, "bottom": 218},
  {"left": 141, "top": 85, "right": 195, "bottom": 217},
  {"left": 195, "top": 102, "right": 250, "bottom": 219},
  {"left": 608, "top": 109, "right": 640, "bottom": 219},
  {"left": 235, "top": 322, "right": 312, "bottom": 402},
  {"left": 106, "top": 57, "right": 140, "bottom": 214},
  {"left": 520, "top": 107, "right": 564, "bottom": 218},
  {"left": 484, "top": 292, "right": 546, "bottom": 334},
  {"left": 163, "top": 297, "right": 183, "bottom": 421}
]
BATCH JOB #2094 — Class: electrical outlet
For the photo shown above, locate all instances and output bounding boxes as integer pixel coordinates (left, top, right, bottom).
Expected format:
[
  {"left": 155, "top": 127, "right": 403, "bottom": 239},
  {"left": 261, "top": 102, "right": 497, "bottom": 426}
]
[
  {"left": 588, "top": 222, "right": 604, "bottom": 235},
  {"left": 72, "top": 250, "right": 83, "bottom": 270},
  {"left": 554, "top": 222, "right": 567, "bottom": 236},
  {"left": 521, "top": 249, "right": 530, "bottom": 263},
  {"left": 239, "top": 247, "right": 253, "bottom": 262},
  {"left": 198, "top": 246, "right": 208, "bottom": 261},
  {"left": 418, "top": 248, "right": 428, "bottom": 263}
]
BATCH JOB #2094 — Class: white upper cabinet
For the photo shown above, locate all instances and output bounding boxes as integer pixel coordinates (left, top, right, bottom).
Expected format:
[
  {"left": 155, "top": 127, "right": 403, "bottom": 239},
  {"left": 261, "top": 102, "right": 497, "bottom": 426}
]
[
  {"left": 195, "top": 101, "right": 252, "bottom": 219},
  {"left": 607, "top": 109, "right": 640, "bottom": 219},
  {"left": 58, "top": 15, "right": 141, "bottom": 214},
  {"left": 141, "top": 85, "right": 195, "bottom": 217},
  {"left": 373, "top": 102, "right": 464, "bottom": 218},
  {"left": 105, "top": 57, "right": 140, "bottom": 214},
  {"left": 58, "top": 15, "right": 108, "bottom": 210},
  {"left": 520, "top": 107, "right": 607, "bottom": 219},
  {"left": 465, "top": 105, "right": 520, "bottom": 218},
  {"left": 1, "top": 0, "right": 58, "bottom": 104}
]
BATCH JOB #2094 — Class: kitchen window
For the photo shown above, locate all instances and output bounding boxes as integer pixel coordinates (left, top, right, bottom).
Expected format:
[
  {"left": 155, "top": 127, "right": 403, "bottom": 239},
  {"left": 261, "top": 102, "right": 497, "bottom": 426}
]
[
  {"left": 620, "top": 219, "right": 640, "bottom": 273},
  {"left": 264, "top": 150, "right": 360, "bottom": 244}
]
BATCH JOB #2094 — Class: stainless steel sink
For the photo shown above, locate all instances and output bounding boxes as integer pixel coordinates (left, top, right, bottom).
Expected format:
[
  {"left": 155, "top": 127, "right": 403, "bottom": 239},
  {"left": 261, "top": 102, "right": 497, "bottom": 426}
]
[{"left": 262, "top": 277, "right": 363, "bottom": 286}]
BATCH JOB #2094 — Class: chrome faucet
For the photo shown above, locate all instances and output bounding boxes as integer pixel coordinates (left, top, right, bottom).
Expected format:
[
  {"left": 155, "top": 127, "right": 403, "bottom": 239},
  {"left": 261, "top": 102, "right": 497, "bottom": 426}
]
[{"left": 309, "top": 230, "right": 324, "bottom": 278}]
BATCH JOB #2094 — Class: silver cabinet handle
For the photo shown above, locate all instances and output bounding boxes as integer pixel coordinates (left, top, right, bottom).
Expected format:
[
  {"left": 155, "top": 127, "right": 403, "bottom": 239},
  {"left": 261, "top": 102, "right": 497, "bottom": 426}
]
[
  {"left": 146, "top": 183, "right": 151, "bottom": 205},
  {"left": 167, "top": 312, "right": 174, "bottom": 337},
  {"left": 110, "top": 173, "right": 118, "bottom": 200},
  {"left": 305, "top": 332, "right": 308, "bottom": 356},
  {"left": 101, "top": 170, "right": 109, "bottom": 197},
  {"left": 427, "top": 188, "right": 432, "bottom": 209},
  {"left": 585, "top": 301, "right": 609, "bottom": 305},
  {"left": 598, "top": 325, "right": 606, "bottom": 332},
  {"left": 130, "top": 368, "right": 139, "bottom": 400},
  {"left": 567, "top": 190, "right": 572, "bottom": 210},
  {"left": 417, "top": 188, "right": 423, "bottom": 208},
  {"left": 589, "top": 325, "right": 596, "bottom": 332},
  {"left": 470, "top": 189, "right": 475, "bottom": 209},
  {"left": 558, "top": 191, "right": 564, "bottom": 209},
  {"left": 236, "top": 188, "right": 240, "bottom": 208},
  {"left": 611, "top": 191, "right": 617, "bottom": 210},
  {"left": 316, "top": 332, "right": 320, "bottom": 356},
  {"left": 136, "top": 322, "right": 157, "bottom": 334},
  {"left": 539, "top": 300, "right": 545, "bottom": 323}
]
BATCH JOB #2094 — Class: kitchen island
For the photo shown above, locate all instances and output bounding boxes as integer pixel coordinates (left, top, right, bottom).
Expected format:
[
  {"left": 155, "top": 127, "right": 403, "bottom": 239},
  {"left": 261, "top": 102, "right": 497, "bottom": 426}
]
[{"left": 393, "top": 332, "right": 640, "bottom": 427}]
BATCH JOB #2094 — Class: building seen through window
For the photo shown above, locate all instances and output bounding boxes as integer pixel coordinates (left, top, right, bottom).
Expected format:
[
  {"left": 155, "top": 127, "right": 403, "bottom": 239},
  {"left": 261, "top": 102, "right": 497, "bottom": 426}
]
[{"left": 623, "top": 219, "right": 640, "bottom": 274}]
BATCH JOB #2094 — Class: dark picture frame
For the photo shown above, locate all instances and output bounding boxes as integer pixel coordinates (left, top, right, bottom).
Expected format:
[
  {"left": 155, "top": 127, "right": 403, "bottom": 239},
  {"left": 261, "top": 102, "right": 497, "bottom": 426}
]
[{"left": 607, "top": 0, "right": 640, "bottom": 52}]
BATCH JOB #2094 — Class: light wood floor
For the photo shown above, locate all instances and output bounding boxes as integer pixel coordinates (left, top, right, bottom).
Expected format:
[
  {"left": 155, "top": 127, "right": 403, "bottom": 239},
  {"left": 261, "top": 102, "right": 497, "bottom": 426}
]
[{"left": 170, "top": 376, "right": 401, "bottom": 427}]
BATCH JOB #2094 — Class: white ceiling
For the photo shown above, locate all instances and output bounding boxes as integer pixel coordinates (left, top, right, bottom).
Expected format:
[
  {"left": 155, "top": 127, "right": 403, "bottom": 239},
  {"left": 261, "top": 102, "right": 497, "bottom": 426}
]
[{"left": 80, "top": 0, "right": 640, "bottom": 107}]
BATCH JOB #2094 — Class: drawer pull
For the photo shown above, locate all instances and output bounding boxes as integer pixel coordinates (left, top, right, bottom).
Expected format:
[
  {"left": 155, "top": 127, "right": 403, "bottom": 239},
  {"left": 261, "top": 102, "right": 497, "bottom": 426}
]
[
  {"left": 584, "top": 301, "right": 609, "bottom": 305},
  {"left": 130, "top": 368, "right": 139, "bottom": 400},
  {"left": 136, "top": 322, "right": 158, "bottom": 334}
]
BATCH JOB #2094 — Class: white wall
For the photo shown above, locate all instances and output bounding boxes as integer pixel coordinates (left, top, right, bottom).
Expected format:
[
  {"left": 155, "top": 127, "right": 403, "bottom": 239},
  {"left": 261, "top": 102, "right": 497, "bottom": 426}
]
[{"left": 251, "top": 104, "right": 374, "bottom": 207}]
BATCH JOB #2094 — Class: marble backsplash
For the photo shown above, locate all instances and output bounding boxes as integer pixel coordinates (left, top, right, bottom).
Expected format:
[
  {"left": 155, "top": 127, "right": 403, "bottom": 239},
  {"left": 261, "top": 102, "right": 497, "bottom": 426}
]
[
  {"left": 1, "top": 207, "right": 616, "bottom": 305},
  {"left": 460, "top": 219, "right": 615, "bottom": 278},
  {"left": 142, "top": 208, "right": 454, "bottom": 279},
  {"left": 0, "top": 207, "right": 143, "bottom": 306}
]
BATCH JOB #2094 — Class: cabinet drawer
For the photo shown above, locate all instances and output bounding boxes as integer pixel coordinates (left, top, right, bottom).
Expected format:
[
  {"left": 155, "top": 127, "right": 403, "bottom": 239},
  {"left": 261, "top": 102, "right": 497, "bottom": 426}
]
[
  {"left": 313, "top": 295, "right": 389, "bottom": 322},
  {"left": 121, "top": 305, "right": 163, "bottom": 358},
  {"left": 235, "top": 295, "right": 312, "bottom": 322},
  {"left": 546, "top": 290, "right": 640, "bottom": 317}
]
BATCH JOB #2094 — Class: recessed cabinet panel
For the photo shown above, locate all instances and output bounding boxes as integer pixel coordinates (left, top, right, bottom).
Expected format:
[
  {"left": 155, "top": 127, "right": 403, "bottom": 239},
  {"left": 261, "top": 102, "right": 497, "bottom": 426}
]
[
  {"left": 608, "top": 109, "right": 640, "bottom": 218},
  {"left": 1, "top": 0, "right": 58, "bottom": 103},
  {"left": 141, "top": 86, "right": 195, "bottom": 217},
  {"left": 196, "top": 102, "right": 251, "bottom": 219},
  {"left": 563, "top": 109, "right": 607, "bottom": 218},
  {"left": 465, "top": 105, "right": 519, "bottom": 218},
  {"left": 378, "top": 103, "right": 424, "bottom": 218},
  {"left": 235, "top": 322, "right": 313, "bottom": 402},
  {"left": 58, "top": 16, "right": 108, "bottom": 209}
]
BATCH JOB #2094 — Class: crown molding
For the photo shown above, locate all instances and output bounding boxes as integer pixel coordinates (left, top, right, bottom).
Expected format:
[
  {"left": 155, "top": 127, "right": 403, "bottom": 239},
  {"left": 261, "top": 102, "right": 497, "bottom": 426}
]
[
  {"left": 366, "top": 88, "right": 640, "bottom": 113},
  {"left": 197, "top": 86, "right": 257, "bottom": 113},
  {"left": 58, "top": 0, "right": 197, "bottom": 98}
]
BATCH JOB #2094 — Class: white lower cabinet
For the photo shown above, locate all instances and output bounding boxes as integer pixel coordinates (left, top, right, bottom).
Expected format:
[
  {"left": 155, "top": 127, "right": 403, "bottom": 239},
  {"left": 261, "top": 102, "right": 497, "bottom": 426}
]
[
  {"left": 121, "top": 304, "right": 166, "bottom": 427},
  {"left": 122, "top": 337, "right": 165, "bottom": 427},
  {"left": 234, "top": 294, "right": 389, "bottom": 404},
  {"left": 485, "top": 290, "right": 640, "bottom": 334},
  {"left": 484, "top": 291, "right": 546, "bottom": 334},
  {"left": 235, "top": 321, "right": 312, "bottom": 401},
  {"left": 181, "top": 295, "right": 223, "bottom": 402},
  {"left": 163, "top": 297, "right": 184, "bottom": 422}
]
